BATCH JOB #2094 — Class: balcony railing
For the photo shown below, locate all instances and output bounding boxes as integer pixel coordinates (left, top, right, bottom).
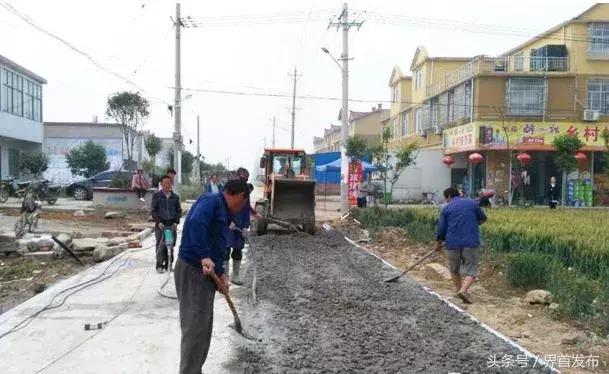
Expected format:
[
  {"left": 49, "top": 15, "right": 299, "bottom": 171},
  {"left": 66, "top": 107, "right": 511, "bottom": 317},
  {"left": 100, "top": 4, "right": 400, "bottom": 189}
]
[{"left": 426, "top": 56, "right": 569, "bottom": 97}]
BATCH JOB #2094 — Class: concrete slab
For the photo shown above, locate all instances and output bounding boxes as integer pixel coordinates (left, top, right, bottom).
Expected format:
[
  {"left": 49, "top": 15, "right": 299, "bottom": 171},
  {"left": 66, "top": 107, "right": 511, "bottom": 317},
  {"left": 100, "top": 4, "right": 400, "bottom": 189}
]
[
  {"left": 0, "top": 227, "right": 242, "bottom": 374},
  {"left": 0, "top": 198, "right": 94, "bottom": 212}
]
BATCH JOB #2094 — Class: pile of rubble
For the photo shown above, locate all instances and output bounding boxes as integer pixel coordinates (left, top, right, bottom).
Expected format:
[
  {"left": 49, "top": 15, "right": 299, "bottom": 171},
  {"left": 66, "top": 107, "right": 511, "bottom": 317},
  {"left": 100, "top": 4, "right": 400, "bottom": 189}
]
[{"left": 0, "top": 229, "right": 147, "bottom": 263}]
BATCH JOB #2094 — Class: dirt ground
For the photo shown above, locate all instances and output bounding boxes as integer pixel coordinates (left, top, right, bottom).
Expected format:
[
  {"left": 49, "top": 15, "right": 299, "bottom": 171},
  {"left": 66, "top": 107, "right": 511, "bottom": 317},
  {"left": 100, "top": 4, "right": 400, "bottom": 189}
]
[
  {"left": 234, "top": 229, "right": 553, "bottom": 373},
  {"left": 335, "top": 222, "right": 609, "bottom": 374}
]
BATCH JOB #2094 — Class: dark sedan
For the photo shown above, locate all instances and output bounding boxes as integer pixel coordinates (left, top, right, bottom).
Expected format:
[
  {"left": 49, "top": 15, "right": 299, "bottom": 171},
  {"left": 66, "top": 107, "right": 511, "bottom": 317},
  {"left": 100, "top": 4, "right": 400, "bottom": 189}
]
[{"left": 66, "top": 170, "right": 132, "bottom": 200}]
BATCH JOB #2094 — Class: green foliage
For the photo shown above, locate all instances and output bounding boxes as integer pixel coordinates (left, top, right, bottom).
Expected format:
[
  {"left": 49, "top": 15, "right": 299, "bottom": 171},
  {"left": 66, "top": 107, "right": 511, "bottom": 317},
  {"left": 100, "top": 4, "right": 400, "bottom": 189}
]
[
  {"left": 65, "top": 141, "right": 109, "bottom": 178},
  {"left": 144, "top": 134, "right": 162, "bottom": 161},
  {"left": 109, "top": 173, "right": 130, "bottom": 188},
  {"left": 390, "top": 142, "right": 418, "bottom": 192},
  {"left": 552, "top": 134, "right": 585, "bottom": 174},
  {"left": 106, "top": 91, "right": 150, "bottom": 164},
  {"left": 181, "top": 151, "right": 194, "bottom": 176},
  {"left": 179, "top": 184, "right": 202, "bottom": 200},
  {"left": 141, "top": 158, "right": 156, "bottom": 174},
  {"left": 346, "top": 136, "right": 368, "bottom": 161},
  {"left": 548, "top": 269, "right": 600, "bottom": 321},
  {"left": 19, "top": 152, "right": 48, "bottom": 177},
  {"left": 506, "top": 252, "right": 557, "bottom": 289}
]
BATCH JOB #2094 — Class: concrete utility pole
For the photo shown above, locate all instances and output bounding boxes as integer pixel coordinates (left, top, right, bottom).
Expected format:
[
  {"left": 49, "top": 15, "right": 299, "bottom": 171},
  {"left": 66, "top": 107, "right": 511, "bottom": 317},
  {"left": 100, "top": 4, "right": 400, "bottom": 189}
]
[
  {"left": 196, "top": 114, "right": 201, "bottom": 185},
  {"left": 173, "top": 2, "right": 183, "bottom": 189},
  {"left": 328, "top": 2, "right": 363, "bottom": 213},
  {"left": 288, "top": 67, "right": 301, "bottom": 149},
  {"left": 272, "top": 116, "right": 276, "bottom": 148}
]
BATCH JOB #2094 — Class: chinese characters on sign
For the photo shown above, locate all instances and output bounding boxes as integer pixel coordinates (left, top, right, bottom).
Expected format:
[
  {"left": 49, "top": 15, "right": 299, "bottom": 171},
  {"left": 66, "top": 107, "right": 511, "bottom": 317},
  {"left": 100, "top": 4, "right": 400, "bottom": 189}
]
[
  {"left": 443, "top": 124, "right": 476, "bottom": 153},
  {"left": 347, "top": 161, "right": 362, "bottom": 207}
]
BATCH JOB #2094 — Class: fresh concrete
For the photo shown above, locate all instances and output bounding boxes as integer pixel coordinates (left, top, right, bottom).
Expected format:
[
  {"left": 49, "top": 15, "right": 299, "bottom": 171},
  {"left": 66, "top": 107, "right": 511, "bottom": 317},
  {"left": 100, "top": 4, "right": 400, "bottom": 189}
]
[{"left": 0, "top": 228, "right": 241, "bottom": 374}]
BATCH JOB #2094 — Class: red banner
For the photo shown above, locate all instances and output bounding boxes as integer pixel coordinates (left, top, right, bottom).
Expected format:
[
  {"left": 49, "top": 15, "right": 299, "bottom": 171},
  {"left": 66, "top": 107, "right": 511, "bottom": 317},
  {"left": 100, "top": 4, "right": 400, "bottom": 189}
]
[{"left": 348, "top": 160, "right": 362, "bottom": 207}]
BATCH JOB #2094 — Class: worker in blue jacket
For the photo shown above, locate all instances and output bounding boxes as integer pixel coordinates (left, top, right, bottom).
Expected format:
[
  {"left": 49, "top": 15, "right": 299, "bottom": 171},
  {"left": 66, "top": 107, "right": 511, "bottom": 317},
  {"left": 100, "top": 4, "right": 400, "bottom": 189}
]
[
  {"left": 175, "top": 179, "right": 249, "bottom": 374},
  {"left": 225, "top": 167, "right": 260, "bottom": 285}
]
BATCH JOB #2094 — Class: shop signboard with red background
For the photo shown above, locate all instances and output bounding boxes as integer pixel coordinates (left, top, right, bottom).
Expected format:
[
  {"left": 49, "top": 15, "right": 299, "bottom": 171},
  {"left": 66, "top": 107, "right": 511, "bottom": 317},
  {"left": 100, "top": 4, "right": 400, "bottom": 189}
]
[{"left": 348, "top": 160, "right": 362, "bottom": 206}]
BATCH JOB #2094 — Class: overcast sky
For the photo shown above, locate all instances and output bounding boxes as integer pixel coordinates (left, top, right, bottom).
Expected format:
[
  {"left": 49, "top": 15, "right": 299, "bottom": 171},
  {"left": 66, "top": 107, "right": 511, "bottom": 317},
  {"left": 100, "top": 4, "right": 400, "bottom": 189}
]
[{"left": 0, "top": 0, "right": 597, "bottom": 170}]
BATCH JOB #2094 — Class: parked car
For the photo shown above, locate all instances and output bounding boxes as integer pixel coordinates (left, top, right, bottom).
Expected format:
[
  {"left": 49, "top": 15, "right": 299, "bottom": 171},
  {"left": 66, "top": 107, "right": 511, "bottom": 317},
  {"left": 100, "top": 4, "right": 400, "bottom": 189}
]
[{"left": 66, "top": 170, "right": 132, "bottom": 200}]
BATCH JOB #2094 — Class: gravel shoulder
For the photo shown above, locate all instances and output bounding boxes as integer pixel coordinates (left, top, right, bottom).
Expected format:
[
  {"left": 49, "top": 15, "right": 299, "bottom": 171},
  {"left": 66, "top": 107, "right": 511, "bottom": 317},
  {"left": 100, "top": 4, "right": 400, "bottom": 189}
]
[{"left": 232, "top": 229, "right": 552, "bottom": 373}]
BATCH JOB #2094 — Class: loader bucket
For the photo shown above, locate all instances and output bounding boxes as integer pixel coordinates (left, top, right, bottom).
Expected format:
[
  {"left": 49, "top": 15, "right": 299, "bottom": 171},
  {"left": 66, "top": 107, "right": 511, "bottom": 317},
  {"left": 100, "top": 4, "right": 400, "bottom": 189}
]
[{"left": 271, "top": 178, "right": 316, "bottom": 232}]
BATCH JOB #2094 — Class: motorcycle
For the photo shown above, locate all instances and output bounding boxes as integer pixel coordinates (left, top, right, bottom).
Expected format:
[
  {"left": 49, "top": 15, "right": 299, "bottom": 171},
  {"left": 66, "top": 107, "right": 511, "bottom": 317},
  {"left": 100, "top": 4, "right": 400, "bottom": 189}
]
[
  {"left": 21, "top": 179, "right": 61, "bottom": 205},
  {"left": 0, "top": 177, "right": 15, "bottom": 203}
]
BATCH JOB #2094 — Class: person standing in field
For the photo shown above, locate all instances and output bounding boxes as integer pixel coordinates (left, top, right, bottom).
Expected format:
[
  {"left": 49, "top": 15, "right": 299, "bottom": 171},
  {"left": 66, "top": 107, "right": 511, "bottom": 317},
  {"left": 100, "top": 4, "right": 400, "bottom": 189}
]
[
  {"left": 548, "top": 176, "right": 559, "bottom": 209},
  {"left": 435, "top": 187, "right": 487, "bottom": 304}
]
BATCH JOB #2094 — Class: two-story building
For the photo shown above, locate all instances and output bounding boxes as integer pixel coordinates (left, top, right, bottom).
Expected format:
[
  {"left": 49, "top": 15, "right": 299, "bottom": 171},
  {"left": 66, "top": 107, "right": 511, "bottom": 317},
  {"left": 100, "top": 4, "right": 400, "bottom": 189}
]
[
  {"left": 388, "top": 3, "right": 609, "bottom": 206},
  {"left": 0, "top": 54, "right": 46, "bottom": 179},
  {"left": 313, "top": 124, "right": 341, "bottom": 153}
]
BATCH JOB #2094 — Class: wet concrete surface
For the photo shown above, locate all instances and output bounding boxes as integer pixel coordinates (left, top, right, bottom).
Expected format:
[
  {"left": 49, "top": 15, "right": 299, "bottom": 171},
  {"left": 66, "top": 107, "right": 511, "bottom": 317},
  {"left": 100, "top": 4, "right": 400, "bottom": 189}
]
[{"left": 234, "top": 229, "right": 552, "bottom": 373}]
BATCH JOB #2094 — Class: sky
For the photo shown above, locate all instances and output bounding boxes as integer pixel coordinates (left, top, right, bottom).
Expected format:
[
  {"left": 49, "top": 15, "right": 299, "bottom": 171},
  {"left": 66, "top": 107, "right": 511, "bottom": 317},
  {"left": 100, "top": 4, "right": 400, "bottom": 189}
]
[{"left": 0, "top": 0, "right": 598, "bottom": 171}]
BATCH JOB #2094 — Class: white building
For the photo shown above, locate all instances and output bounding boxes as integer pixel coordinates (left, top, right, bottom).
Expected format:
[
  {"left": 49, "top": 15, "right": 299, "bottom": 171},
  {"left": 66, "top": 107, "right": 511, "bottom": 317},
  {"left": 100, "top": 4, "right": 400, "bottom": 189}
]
[{"left": 0, "top": 54, "right": 46, "bottom": 178}]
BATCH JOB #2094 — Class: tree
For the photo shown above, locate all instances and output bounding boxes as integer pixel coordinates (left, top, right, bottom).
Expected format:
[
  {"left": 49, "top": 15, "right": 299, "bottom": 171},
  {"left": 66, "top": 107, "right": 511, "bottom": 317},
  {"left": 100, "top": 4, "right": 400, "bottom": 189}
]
[
  {"left": 144, "top": 134, "right": 162, "bottom": 169},
  {"left": 166, "top": 149, "right": 195, "bottom": 181},
  {"left": 65, "top": 141, "right": 109, "bottom": 178},
  {"left": 346, "top": 136, "right": 368, "bottom": 161},
  {"left": 389, "top": 142, "right": 419, "bottom": 197},
  {"left": 106, "top": 91, "right": 150, "bottom": 168},
  {"left": 19, "top": 152, "right": 48, "bottom": 177},
  {"left": 370, "top": 127, "right": 392, "bottom": 206},
  {"left": 552, "top": 134, "right": 585, "bottom": 205}
]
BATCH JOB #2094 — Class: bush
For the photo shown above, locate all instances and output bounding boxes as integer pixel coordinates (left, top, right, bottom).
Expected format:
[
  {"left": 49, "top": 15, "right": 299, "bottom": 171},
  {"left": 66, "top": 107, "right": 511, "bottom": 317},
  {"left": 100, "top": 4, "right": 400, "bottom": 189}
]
[
  {"left": 506, "top": 252, "right": 558, "bottom": 289},
  {"left": 549, "top": 269, "right": 600, "bottom": 321},
  {"left": 110, "top": 173, "right": 130, "bottom": 188}
]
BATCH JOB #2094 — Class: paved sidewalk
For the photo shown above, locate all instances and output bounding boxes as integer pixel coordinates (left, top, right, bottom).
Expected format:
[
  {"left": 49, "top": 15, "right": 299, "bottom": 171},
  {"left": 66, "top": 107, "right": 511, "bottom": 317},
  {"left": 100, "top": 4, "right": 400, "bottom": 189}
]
[
  {"left": 0, "top": 230, "right": 243, "bottom": 374},
  {"left": 0, "top": 198, "right": 94, "bottom": 212}
]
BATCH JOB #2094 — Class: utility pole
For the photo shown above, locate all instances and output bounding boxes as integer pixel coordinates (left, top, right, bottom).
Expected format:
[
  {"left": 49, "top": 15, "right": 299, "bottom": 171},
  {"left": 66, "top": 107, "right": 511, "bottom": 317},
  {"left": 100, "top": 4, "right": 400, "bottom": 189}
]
[
  {"left": 272, "top": 116, "right": 276, "bottom": 148},
  {"left": 196, "top": 114, "right": 201, "bottom": 185},
  {"left": 173, "top": 2, "right": 183, "bottom": 190},
  {"left": 329, "top": 2, "right": 363, "bottom": 213},
  {"left": 288, "top": 67, "right": 301, "bottom": 149}
]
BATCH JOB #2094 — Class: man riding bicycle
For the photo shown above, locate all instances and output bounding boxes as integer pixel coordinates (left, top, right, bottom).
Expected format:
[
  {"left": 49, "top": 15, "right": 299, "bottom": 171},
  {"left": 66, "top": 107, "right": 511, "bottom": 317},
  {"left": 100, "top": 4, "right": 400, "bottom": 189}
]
[{"left": 151, "top": 175, "right": 182, "bottom": 273}]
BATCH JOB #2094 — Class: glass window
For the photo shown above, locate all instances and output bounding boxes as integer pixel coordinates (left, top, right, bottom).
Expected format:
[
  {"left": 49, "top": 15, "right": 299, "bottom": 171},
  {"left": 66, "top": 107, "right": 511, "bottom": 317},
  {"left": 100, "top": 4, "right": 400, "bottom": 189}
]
[
  {"left": 415, "top": 108, "right": 422, "bottom": 132},
  {"left": 415, "top": 69, "right": 423, "bottom": 89},
  {"left": 513, "top": 52, "right": 524, "bottom": 71},
  {"left": 587, "top": 79, "right": 609, "bottom": 114},
  {"left": 401, "top": 112, "right": 409, "bottom": 136},
  {"left": 588, "top": 23, "right": 609, "bottom": 58},
  {"left": 8, "top": 148, "right": 20, "bottom": 177},
  {"left": 447, "top": 90, "right": 455, "bottom": 123},
  {"left": 429, "top": 98, "right": 439, "bottom": 127},
  {"left": 392, "top": 119, "right": 398, "bottom": 139},
  {"left": 506, "top": 77, "right": 546, "bottom": 115}
]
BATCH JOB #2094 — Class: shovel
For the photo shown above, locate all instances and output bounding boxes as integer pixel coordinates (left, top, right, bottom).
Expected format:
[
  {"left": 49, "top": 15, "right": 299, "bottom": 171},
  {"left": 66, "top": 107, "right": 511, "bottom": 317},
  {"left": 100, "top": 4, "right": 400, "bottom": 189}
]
[
  {"left": 384, "top": 248, "right": 439, "bottom": 283},
  {"left": 208, "top": 272, "right": 258, "bottom": 341}
]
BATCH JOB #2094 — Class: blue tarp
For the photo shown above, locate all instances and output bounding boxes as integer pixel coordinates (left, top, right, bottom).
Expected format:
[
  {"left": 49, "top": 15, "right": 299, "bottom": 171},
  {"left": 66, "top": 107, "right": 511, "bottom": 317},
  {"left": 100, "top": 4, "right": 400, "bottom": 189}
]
[
  {"left": 315, "top": 158, "right": 378, "bottom": 173},
  {"left": 313, "top": 152, "right": 340, "bottom": 184}
]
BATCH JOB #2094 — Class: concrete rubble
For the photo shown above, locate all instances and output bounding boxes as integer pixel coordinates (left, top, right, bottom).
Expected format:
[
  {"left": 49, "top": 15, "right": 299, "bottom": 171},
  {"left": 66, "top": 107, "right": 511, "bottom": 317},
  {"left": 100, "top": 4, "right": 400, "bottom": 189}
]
[{"left": 525, "top": 289, "right": 553, "bottom": 305}]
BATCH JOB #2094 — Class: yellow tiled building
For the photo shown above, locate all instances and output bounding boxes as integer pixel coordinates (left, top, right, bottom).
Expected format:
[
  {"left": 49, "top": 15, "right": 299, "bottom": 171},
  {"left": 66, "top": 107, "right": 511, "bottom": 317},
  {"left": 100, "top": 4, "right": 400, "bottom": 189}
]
[{"left": 387, "top": 3, "right": 609, "bottom": 205}]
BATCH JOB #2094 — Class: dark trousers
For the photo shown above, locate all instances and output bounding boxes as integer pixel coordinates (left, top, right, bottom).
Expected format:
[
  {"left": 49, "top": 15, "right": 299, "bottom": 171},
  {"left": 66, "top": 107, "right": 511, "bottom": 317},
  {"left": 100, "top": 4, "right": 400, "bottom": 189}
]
[
  {"left": 357, "top": 197, "right": 367, "bottom": 208},
  {"left": 155, "top": 226, "right": 176, "bottom": 269},
  {"left": 174, "top": 258, "right": 216, "bottom": 374},
  {"left": 135, "top": 188, "right": 146, "bottom": 199},
  {"left": 549, "top": 201, "right": 557, "bottom": 209},
  {"left": 225, "top": 229, "right": 244, "bottom": 261}
]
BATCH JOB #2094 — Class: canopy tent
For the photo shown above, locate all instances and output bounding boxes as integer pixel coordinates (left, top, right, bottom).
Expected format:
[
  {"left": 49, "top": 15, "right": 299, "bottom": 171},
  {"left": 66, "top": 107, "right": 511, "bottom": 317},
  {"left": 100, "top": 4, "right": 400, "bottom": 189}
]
[{"left": 315, "top": 159, "right": 378, "bottom": 173}]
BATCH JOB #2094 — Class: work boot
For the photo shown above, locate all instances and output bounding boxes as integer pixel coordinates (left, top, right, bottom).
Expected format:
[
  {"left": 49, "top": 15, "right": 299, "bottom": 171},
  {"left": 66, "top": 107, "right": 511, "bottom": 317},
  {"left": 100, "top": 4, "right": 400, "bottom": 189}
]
[{"left": 231, "top": 260, "right": 243, "bottom": 286}]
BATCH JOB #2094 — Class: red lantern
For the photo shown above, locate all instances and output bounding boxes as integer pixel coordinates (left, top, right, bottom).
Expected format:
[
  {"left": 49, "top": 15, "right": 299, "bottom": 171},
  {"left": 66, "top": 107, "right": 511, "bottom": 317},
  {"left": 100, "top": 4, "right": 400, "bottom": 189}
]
[
  {"left": 468, "top": 153, "right": 484, "bottom": 164},
  {"left": 516, "top": 152, "right": 532, "bottom": 165},
  {"left": 442, "top": 155, "right": 455, "bottom": 167},
  {"left": 575, "top": 152, "right": 587, "bottom": 162}
]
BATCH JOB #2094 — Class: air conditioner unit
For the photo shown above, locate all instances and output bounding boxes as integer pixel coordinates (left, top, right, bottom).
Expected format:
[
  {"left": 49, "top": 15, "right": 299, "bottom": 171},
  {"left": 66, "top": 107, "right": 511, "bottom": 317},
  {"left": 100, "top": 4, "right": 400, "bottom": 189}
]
[
  {"left": 432, "top": 125, "right": 442, "bottom": 135},
  {"left": 583, "top": 110, "right": 600, "bottom": 122}
]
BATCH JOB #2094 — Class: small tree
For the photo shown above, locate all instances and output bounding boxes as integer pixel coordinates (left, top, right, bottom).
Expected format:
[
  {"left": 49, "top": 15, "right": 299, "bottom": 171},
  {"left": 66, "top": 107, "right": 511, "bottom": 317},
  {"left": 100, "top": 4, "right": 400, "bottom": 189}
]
[
  {"left": 552, "top": 134, "right": 585, "bottom": 204},
  {"left": 388, "top": 142, "right": 419, "bottom": 197},
  {"left": 181, "top": 151, "right": 194, "bottom": 180},
  {"left": 144, "top": 134, "right": 162, "bottom": 171},
  {"left": 66, "top": 140, "right": 109, "bottom": 178},
  {"left": 106, "top": 91, "right": 150, "bottom": 167},
  {"left": 19, "top": 152, "right": 48, "bottom": 177},
  {"left": 370, "top": 127, "right": 392, "bottom": 206},
  {"left": 346, "top": 136, "right": 368, "bottom": 161}
]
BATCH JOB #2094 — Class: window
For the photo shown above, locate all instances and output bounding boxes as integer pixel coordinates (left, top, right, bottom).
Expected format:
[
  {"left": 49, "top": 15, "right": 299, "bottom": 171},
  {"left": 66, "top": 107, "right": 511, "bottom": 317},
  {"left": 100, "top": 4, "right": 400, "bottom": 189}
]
[
  {"left": 401, "top": 112, "right": 409, "bottom": 136},
  {"left": 414, "top": 68, "right": 423, "bottom": 89},
  {"left": 1, "top": 70, "right": 25, "bottom": 117},
  {"left": 506, "top": 77, "right": 546, "bottom": 115},
  {"left": 588, "top": 79, "right": 609, "bottom": 114},
  {"left": 392, "top": 119, "right": 398, "bottom": 139},
  {"left": 415, "top": 108, "right": 422, "bottom": 133},
  {"left": 588, "top": 23, "right": 609, "bottom": 58},
  {"left": 464, "top": 82, "right": 472, "bottom": 119},
  {"left": 8, "top": 148, "right": 20, "bottom": 177},
  {"left": 391, "top": 85, "right": 399, "bottom": 103},
  {"left": 429, "top": 98, "right": 439, "bottom": 127},
  {"left": 513, "top": 52, "right": 524, "bottom": 71},
  {"left": 447, "top": 90, "right": 455, "bottom": 123}
]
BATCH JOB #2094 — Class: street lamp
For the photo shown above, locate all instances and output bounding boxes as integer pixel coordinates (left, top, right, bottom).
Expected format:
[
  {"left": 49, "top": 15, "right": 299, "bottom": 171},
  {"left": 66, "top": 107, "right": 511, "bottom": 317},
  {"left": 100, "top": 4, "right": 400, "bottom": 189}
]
[{"left": 321, "top": 46, "right": 350, "bottom": 214}]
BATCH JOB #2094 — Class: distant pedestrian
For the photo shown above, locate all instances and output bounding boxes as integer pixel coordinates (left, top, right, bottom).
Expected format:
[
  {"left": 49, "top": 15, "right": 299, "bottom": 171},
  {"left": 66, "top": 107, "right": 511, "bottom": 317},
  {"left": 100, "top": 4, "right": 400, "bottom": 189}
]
[
  {"left": 175, "top": 179, "right": 249, "bottom": 374},
  {"left": 151, "top": 175, "right": 182, "bottom": 272},
  {"left": 204, "top": 174, "right": 223, "bottom": 195},
  {"left": 435, "top": 187, "right": 487, "bottom": 304},
  {"left": 548, "top": 176, "right": 559, "bottom": 209},
  {"left": 357, "top": 178, "right": 368, "bottom": 208},
  {"left": 131, "top": 169, "right": 149, "bottom": 202}
]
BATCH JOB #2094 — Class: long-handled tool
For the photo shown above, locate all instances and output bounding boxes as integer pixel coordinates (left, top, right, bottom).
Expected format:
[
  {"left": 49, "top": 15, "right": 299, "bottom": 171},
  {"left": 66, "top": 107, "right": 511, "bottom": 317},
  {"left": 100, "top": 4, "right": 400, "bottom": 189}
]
[
  {"left": 208, "top": 272, "right": 258, "bottom": 341},
  {"left": 384, "top": 248, "right": 439, "bottom": 283}
]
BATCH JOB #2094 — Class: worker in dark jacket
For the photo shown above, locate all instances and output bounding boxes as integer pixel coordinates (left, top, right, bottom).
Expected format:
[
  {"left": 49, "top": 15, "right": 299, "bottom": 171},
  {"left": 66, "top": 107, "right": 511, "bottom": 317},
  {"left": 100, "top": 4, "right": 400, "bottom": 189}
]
[
  {"left": 175, "top": 179, "right": 249, "bottom": 374},
  {"left": 151, "top": 175, "right": 182, "bottom": 272},
  {"left": 548, "top": 176, "right": 559, "bottom": 209}
]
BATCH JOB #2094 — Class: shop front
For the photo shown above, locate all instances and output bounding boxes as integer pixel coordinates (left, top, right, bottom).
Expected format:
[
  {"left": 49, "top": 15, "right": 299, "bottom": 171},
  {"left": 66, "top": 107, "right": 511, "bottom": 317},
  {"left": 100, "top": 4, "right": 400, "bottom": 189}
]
[{"left": 443, "top": 121, "right": 608, "bottom": 206}]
